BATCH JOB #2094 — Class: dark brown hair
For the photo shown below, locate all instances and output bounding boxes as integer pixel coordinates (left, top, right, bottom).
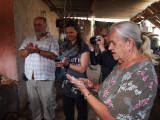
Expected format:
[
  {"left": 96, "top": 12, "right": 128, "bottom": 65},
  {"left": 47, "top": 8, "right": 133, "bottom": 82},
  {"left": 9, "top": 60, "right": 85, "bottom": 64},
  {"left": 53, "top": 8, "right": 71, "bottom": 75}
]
[{"left": 65, "top": 21, "right": 83, "bottom": 52}]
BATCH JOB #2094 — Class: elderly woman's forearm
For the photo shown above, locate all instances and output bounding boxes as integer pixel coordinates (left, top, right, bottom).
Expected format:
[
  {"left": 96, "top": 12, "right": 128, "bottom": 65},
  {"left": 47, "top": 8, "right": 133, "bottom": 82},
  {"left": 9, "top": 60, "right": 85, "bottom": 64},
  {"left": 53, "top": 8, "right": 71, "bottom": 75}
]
[{"left": 86, "top": 93, "right": 116, "bottom": 120}]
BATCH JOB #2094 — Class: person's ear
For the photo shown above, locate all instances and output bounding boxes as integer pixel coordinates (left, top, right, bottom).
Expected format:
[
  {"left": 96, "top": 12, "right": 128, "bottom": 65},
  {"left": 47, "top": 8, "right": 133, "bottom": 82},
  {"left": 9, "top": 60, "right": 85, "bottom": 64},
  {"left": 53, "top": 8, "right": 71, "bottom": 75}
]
[
  {"left": 127, "top": 38, "right": 134, "bottom": 50},
  {"left": 45, "top": 24, "right": 47, "bottom": 29}
]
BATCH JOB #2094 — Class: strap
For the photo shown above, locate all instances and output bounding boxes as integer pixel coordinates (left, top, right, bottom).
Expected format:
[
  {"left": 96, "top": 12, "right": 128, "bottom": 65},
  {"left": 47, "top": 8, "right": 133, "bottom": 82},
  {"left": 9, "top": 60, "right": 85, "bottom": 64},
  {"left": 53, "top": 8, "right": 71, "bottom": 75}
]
[{"left": 84, "top": 92, "right": 92, "bottom": 100}]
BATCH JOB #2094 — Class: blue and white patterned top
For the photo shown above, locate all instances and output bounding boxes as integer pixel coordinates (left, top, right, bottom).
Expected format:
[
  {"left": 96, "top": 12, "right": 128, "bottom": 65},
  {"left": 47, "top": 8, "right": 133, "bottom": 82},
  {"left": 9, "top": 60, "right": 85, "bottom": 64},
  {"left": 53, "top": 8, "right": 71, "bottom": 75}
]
[
  {"left": 97, "top": 60, "right": 158, "bottom": 120},
  {"left": 19, "top": 33, "right": 59, "bottom": 80}
]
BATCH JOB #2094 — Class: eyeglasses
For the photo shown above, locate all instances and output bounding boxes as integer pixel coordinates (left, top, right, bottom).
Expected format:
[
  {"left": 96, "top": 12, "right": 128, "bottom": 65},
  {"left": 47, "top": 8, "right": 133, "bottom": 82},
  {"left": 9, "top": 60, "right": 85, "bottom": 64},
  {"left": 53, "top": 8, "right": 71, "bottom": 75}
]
[{"left": 101, "top": 35, "right": 108, "bottom": 37}]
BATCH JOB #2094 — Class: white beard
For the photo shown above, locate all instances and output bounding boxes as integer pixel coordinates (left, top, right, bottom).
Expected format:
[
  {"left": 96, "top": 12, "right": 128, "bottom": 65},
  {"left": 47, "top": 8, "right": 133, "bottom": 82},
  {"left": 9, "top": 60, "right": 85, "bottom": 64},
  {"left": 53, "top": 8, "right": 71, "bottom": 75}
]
[{"left": 35, "top": 32, "right": 45, "bottom": 37}]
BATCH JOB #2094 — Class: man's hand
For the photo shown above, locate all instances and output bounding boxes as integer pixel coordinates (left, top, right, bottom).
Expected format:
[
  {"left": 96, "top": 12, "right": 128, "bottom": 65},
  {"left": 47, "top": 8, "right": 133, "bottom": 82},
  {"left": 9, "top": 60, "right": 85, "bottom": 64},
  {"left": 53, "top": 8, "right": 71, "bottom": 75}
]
[
  {"left": 24, "top": 42, "right": 39, "bottom": 53},
  {"left": 27, "top": 42, "right": 34, "bottom": 47}
]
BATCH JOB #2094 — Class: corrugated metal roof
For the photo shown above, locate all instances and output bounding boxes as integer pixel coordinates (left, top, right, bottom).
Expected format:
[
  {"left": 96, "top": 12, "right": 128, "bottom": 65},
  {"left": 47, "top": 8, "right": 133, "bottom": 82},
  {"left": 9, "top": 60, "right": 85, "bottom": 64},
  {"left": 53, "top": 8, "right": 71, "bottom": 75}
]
[{"left": 131, "top": 1, "right": 160, "bottom": 28}]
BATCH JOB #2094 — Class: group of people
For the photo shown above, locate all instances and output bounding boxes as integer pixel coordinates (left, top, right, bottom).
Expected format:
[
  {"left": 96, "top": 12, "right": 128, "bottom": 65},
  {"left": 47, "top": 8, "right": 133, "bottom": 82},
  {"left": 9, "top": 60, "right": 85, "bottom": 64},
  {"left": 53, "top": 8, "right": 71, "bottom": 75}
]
[{"left": 19, "top": 16, "right": 159, "bottom": 120}]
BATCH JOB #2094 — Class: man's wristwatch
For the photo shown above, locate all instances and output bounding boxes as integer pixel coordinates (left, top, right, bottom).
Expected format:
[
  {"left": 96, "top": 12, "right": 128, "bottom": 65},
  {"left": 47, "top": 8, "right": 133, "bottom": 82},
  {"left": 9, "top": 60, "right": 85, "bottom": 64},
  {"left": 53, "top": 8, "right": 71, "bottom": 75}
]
[{"left": 38, "top": 49, "right": 41, "bottom": 54}]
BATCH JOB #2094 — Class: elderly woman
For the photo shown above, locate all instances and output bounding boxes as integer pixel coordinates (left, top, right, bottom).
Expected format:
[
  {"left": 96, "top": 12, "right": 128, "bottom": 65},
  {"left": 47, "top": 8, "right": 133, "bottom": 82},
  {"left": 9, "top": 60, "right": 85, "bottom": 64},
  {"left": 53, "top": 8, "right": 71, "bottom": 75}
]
[{"left": 66, "top": 21, "right": 159, "bottom": 120}]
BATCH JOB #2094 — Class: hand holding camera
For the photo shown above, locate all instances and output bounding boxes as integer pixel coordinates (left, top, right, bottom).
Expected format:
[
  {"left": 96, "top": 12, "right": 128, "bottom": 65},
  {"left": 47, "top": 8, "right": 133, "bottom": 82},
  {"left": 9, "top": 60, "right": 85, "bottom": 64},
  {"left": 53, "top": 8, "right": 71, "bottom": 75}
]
[
  {"left": 90, "top": 35, "right": 103, "bottom": 44},
  {"left": 89, "top": 35, "right": 107, "bottom": 52}
]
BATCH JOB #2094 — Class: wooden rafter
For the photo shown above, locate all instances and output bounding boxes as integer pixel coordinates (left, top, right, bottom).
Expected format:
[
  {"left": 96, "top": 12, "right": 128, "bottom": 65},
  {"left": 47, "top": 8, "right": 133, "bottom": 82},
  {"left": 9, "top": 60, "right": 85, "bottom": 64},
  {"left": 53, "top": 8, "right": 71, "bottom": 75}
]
[{"left": 87, "top": 0, "right": 96, "bottom": 19}]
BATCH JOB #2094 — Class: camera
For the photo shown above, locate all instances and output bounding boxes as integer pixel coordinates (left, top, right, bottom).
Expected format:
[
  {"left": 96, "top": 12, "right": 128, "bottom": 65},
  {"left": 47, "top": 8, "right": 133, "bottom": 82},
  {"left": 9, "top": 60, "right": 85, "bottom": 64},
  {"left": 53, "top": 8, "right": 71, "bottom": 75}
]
[
  {"left": 90, "top": 35, "right": 103, "bottom": 44},
  {"left": 21, "top": 73, "right": 28, "bottom": 81},
  {"left": 55, "top": 59, "right": 61, "bottom": 62}
]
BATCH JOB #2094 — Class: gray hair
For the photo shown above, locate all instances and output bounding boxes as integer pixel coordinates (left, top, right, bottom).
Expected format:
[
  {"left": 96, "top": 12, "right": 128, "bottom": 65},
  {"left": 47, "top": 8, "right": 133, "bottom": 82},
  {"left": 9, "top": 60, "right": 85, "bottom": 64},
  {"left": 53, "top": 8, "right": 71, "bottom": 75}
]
[
  {"left": 34, "top": 17, "right": 46, "bottom": 24},
  {"left": 110, "top": 21, "right": 159, "bottom": 65}
]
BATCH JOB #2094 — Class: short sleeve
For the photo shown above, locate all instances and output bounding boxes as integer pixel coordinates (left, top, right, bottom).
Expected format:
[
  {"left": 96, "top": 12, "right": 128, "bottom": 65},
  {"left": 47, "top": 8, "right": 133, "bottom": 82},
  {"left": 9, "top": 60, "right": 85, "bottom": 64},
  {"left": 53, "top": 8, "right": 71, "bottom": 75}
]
[
  {"left": 49, "top": 36, "right": 59, "bottom": 56},
  {"left": 80, "top": 44, "right": 89, "bottom": 54}
]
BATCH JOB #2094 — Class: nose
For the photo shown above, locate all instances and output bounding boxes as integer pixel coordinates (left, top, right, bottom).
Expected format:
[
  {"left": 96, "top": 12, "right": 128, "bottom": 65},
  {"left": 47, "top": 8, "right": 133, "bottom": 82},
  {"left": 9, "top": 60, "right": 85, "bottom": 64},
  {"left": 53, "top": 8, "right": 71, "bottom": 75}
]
[
  {"left": 108, "top": 43, "right": 112, "bottom": 50},
  {"left": 66, "top": 33, "right": 71, "bottom": 37}
]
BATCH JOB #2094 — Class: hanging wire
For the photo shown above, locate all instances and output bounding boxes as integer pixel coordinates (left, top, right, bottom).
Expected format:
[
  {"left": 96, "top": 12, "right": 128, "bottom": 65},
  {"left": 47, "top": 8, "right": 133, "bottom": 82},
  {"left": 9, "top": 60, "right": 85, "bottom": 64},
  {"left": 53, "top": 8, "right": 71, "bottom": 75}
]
[
  {"left": 58, "top": 0, "right": 75, "bottom": 13},
  {"left": 63, "top": 0, "right": 67, "bottom": 29},
  {"left": 68, "top": 0, "right": 71, "bottom": 18},
  {"left": 57, "top": 0, "right": 86, "bottom": 14},
  {"left": 64, "top": 0, "right": 67, "bottom": 17}
]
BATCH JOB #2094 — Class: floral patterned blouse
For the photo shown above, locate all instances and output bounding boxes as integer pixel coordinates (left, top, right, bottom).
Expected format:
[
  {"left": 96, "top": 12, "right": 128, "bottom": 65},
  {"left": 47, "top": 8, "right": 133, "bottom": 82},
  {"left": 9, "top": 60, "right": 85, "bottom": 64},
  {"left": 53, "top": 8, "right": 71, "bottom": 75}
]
[{"left": 97, "top": 60, "right": 158, "bottom": 120}]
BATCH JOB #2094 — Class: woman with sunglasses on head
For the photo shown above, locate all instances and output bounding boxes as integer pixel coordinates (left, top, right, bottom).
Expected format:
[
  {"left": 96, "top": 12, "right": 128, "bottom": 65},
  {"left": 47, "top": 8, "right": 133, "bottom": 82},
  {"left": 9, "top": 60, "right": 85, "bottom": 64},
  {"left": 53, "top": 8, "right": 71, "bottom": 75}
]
[
  {"left": 89, "top": 22, "right": 117, "bottom": 83},
  {"left": 55, "top": 21, "right": 89, "bottom": 120}
]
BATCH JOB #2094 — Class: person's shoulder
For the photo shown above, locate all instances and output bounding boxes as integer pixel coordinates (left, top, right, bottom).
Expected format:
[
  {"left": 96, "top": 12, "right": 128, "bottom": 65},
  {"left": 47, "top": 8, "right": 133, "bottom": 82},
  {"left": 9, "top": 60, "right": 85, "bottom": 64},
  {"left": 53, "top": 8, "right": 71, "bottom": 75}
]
[
  {"left": 139, "top": 60, "right": 154, "bottom": 68},
  {"left": 81, "top": 42, "right": 89, "bottom": 52},
  {"left": 24, "top": 35, "right": 36, "bottom": 40},
  {"left": 145, "top": 60, "right": 156, "bottom": 72},
  {"left": 83, "top": 42, "right": 89, "bottom": 48},
  {"left": 83, "top": 43, "right": 89, "bottom": 48},
  {"left": 48, "top": 34, "right": 55, "bottom": 38},
  {"left": 47, "top": 34, "right": 58, "bottom": 41},
  {"left": 134, "top": 60, "right": 156, "bottom": 75}
]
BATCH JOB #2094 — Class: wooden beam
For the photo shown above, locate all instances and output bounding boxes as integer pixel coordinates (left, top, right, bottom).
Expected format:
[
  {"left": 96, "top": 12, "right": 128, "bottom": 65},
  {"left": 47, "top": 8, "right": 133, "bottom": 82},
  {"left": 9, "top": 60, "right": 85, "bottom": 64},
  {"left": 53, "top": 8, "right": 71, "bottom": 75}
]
[
  {"left": 87, "top": 0, "right": 96, "bottom": 18},
  {"left": 43, "top": 0, "right": 55, "bottom": 8},
  {"left": 90, "top": 0, "right": 96, "bottom": 10},
  {"left": 144, "top": 12, "right": 160, "bottom": 20},
  {"left": 50, "top": 8, "right": 93, "bottom": 14}
]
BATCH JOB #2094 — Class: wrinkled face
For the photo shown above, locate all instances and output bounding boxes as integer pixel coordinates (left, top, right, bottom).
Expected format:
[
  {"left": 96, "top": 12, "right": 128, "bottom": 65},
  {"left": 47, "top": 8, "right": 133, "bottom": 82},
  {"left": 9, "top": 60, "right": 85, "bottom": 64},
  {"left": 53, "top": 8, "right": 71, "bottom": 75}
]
[
  {"left": 66, "top": 27, "right": 78, "bottom": 42},
  {"left": 108, "top": 29, "right": 128, "bottom": 63},
  {"left": 100, "top": 29, "right": 109, "bottom": 46},
  {"left": 34, "top": 18, "right": 47, "bottom": 36}
]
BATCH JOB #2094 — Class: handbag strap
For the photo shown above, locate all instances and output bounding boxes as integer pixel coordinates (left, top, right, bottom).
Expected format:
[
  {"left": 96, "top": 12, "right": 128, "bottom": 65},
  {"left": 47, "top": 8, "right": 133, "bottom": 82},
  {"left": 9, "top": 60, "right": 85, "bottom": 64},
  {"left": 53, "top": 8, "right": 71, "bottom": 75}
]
[{"left": 64, "top": 67, "right": 67, "bottom": 76}]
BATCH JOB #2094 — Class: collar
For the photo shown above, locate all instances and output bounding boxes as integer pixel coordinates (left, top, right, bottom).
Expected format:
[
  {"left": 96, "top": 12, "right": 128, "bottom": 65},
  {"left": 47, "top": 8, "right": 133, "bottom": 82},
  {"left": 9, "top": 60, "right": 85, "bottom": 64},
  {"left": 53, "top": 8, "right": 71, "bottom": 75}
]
[{"left": 34, "top": 32, "right": 50, "bottom": 40}]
